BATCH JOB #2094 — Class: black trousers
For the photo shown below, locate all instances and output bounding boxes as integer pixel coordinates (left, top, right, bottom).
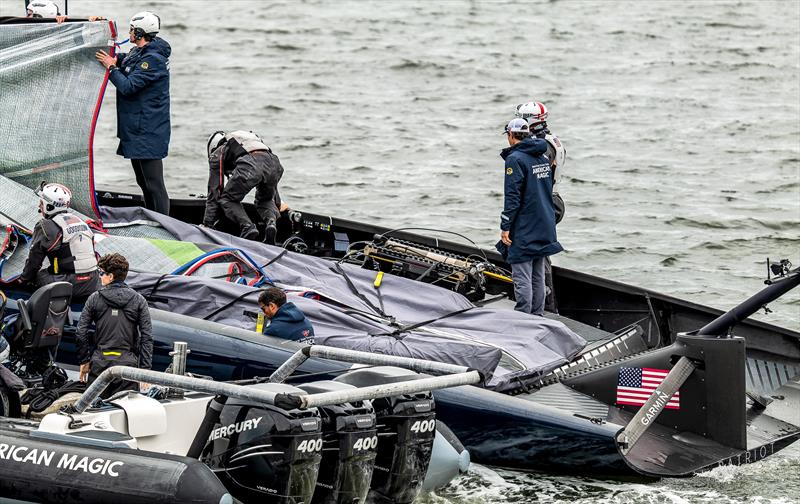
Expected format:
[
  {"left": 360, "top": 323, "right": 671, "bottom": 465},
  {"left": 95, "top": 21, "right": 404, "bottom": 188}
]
[
  {"left": 131, "top": 159, "right": 170, "bottom": 215},
  {"left": 36, "top": 269, "right": 100, "bottom": 303}
]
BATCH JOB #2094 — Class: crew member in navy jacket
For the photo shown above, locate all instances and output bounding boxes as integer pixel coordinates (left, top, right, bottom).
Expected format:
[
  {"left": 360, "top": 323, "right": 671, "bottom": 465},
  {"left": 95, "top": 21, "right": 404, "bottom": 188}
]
[
  {"left": 95, "top": 11, "right": 171, "bottom": 215},
  {"left": 258, "top": 287, "right": 315, "bottom": 341},
  {"left": 497, "top": 118, "right": 563, "bottom": 315}
]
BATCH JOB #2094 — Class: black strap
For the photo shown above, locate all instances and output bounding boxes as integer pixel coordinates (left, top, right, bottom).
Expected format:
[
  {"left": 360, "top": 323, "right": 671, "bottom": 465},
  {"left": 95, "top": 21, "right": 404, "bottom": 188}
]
[
  {"left": 203, "top": 289, "right": 263, "bottom": 321},
  {"left": 330, "top": 263, "right": 387, "bottom": 318},
  {"left": 145, "top": 273, "right": 170, "bottom": 301},
  {"left": 374, "top": 305, "right": 475, "bottom": 338}
]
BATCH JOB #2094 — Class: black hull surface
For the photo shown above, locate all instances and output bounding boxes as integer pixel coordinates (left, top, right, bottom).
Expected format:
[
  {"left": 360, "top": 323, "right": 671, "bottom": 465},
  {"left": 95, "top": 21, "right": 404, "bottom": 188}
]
[{"left": 0, "top": 419, "right": 231, "bottom": 504}]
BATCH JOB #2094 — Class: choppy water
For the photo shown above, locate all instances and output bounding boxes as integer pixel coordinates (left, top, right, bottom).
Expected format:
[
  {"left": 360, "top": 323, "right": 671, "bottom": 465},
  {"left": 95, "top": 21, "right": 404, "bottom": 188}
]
[{"left": 8, "top": 0, "right": 799, "bottom": 501}]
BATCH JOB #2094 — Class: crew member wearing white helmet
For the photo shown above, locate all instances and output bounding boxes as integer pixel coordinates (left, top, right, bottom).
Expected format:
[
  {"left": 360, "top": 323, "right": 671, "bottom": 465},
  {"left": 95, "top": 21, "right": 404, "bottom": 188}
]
[
  {"left": 515, "top": 100, "right": 567, "bottom": 221},
  {"left": 25, "top": 0, "right": 105, "bottom": 23},
  {"left": 95, "top": 11, "right": 172, "bottom": 216},
  {"left": 25, "top": 0, "right": 59, "bottom": 18},
  {"left": 203, "top": 131, "right": 286, "bottom": 244},
  {"left": 515, "top": 100, "right": 567, "bottom": 312},
  {"left": 18, "top": 182, "right": 100, "bottom": 300}
]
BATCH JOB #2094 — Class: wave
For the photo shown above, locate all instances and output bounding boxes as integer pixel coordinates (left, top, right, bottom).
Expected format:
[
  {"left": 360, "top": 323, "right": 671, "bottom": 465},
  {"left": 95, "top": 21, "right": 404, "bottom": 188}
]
[
  {"left": 705, "top": 22, "right": 764, "bottom": 29},
  {"left": 755, "top": 180, "right": 799, "bottom": 194},
  {"left": 273, "top": 44, "right": 305, "bottom": 51},
  {"left": 390, "top": 59, "right": 448, "bottom": 71}
]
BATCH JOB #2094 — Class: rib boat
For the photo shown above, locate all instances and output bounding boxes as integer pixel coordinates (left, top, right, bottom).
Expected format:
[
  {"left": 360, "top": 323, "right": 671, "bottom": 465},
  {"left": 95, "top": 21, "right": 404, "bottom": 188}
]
[{"left": 0, "top": 16, "right": 798, "bottom": 480}]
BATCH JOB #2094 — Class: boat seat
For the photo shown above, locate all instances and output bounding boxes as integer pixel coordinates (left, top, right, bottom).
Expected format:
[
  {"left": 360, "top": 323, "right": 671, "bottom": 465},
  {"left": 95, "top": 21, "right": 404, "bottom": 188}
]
[
  {"left": 30, "top": 429, "right": 137, "bottom": 449},
  {"left": 110, "top": 392, "right": 167, "bottom": 438},
  {"left": 12, "top": 281, "right": 72, "bottom": 351}
]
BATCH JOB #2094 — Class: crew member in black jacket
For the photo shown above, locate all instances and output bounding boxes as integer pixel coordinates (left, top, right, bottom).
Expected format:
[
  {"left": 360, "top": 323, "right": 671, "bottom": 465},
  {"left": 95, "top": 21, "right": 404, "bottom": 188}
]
[{"left": 76, "top": 253, "right": 153, "bottom": 397}]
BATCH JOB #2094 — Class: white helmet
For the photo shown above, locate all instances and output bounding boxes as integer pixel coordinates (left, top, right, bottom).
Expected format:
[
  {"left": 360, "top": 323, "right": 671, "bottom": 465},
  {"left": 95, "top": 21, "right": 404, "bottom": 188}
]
[
  {"left": 515, "top": 101, "right": 549, "bottom": 132},
  {"left": 26, "top": 0, "right": 59, "bottom": 17},
  {"left": 130, "top": 11, "right": 160, "bottom": 39},
  {"left": 207, "top": 130, "right": 226, "bottom": 158},
  {"left": 36, "top": 182, "right": 72, "bottom": 216}
]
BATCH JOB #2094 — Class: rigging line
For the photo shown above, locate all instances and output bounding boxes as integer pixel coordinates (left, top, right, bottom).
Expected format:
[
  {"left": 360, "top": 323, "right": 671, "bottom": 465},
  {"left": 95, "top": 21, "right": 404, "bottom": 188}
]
[
  {"left": 330, "top": 262, "right": 389, "bottom": 319},
  {"left": 203, "top": 288, "right": 265, "bottom": 321},
  {"left": 373, "top": 305, "right": 476, "bottom": 338}
]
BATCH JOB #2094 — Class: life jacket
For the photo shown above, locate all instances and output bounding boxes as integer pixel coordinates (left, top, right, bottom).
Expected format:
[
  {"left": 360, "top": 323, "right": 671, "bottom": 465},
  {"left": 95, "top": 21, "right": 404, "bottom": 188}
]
[
  {"left": 48, "top": 212, "right": 97, "bottom": 275},
  {"left": 222, "top": 130, "right": 271, "bottom": 171},
  {"left": 543, "top": 133, "right": 566, "bottom": 194}
]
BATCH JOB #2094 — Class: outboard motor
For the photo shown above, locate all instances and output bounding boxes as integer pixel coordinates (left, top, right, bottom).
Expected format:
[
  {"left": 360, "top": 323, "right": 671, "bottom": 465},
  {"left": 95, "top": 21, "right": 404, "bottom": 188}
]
[
  {"left": 296, "top": 380, "right": 378, "bottom": 504},
  {"left": 197, "top": 383, "right": 323, "bottom": 503},
  {"left": 335, "top": 367, "right": 437, "bottom": 504}
]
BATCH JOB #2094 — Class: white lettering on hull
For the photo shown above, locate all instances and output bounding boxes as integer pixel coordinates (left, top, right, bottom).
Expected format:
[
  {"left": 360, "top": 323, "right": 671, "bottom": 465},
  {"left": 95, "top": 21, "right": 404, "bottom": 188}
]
[{"left": 0, "top": 442, "right": 124, "bottom": 477}]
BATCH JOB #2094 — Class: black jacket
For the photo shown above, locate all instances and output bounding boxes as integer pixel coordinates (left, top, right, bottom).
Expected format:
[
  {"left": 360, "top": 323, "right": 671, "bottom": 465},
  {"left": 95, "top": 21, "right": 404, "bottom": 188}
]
[
  {"left": 20, "top": 218, "right": 62, "bottom": 283},
  {"left": 76, "top": 281, "right": 153, "bottom": 369}
]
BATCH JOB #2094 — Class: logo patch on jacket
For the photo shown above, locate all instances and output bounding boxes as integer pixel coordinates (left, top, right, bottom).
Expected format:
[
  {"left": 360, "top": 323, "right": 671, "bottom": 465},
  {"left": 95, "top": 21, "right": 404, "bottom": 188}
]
[
  {"left": 506, "top": 167, "right": 513, "bottom": 175},
  {"left": 141, "top": 61, "right": 149, "bottom": 70}
]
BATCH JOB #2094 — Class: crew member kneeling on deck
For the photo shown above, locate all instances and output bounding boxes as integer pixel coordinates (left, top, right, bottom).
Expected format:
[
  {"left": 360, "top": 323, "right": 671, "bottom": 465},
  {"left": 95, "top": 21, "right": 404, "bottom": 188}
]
[
  {"left": 259, "top": 287, "right": 314, "bottom": 341},
  {"left": 76, "top": 253, "right": 153, "bottom": 398},
  {"left": 498, "top": 119, "right": 563, "bottom": 316},
  {"left": 203, "top": 130, "right": 285, "bottom": 244},
  {"left": 18, "top": 182, "right": 100, "bottom": 301}
]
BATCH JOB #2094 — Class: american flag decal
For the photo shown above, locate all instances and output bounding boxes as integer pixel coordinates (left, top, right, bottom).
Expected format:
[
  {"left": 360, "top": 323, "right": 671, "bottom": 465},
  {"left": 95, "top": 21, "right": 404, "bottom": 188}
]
[{"left": 616, "top": 367, "right": 680, "bottom": 410}]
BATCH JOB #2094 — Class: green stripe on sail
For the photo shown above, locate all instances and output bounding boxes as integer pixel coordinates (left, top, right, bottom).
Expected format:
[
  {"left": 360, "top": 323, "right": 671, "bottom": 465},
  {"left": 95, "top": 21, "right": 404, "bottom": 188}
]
[{"left": 147, "top": 239, "right": 206, "bottom": 266}]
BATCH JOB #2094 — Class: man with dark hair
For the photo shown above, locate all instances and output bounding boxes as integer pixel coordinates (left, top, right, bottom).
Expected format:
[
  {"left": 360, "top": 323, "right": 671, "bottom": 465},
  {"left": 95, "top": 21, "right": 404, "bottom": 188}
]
[
  {"left": 498, "top": 118, "right": 563, "bottom": 316},
  {"left": 76, "top": 253, "right": 153, "bottom": 397},
  {"left": 258, "top": 287, "right": 314, "bottom": 341}
]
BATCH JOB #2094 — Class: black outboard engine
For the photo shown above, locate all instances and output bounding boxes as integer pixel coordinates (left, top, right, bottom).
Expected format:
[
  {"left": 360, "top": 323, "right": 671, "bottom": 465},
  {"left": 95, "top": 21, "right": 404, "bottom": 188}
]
[
  {"left": 198, "top": 383, "right": 323, "bottom": 503},
  {"left": 296, "top": 380, "right": 378, "bottom": 504},
  {"left": 335, "top": 367, "right": 437, "bottom": 504}
]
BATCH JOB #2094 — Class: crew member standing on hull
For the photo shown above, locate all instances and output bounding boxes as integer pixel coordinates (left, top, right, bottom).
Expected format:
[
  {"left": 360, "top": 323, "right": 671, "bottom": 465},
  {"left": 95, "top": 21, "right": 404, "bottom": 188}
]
[
  {"left": 95, "top": 11, "right": 171, "bottom": 216},
  {"left": 498, "top": 118, "right": 563, "bottom": 316},
  {"left": 76, "top": 253, "right": 153, "bottom": 398},
  {"left": 18, "top": 183, "right": 100, "bottom": 301},
  {"left": 203, "top": 130, "right": 285, "bottom": 244},
  {"left": 515, "top": 100, "right": 567, "bottom": 312}
]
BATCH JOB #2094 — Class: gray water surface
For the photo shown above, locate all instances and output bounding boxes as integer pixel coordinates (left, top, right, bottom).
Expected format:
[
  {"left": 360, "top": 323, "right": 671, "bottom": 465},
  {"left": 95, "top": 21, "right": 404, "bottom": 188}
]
[{"left": 4, "top": 0, "right": 797, "bottom": 501}]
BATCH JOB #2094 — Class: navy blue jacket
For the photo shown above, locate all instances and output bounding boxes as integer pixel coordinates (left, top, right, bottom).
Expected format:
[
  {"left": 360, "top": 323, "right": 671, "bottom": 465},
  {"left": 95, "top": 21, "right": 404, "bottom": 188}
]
[
  {"left": 110, "top": 38, "right": 171, "bottom": 160},
  {"left": 498, "top": 137, "right": 563, "bottom": 264},
  {"left": 263, "top": 302, "right": 315, "bottom": 341}
]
